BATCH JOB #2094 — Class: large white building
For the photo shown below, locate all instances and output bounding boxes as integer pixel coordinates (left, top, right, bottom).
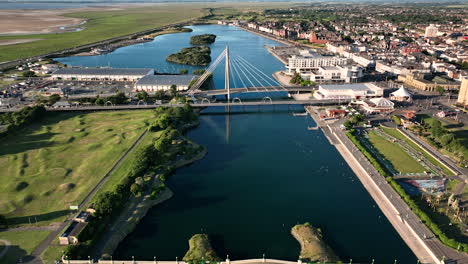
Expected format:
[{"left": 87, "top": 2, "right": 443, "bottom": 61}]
[
  {"left": 286, "top": 50, "right": 349, "bottom": 75},
  {"left": 300, "top": 65, "right": 363, "bottom": 83},
  {"left": 52, "top": 68, "right": 154, "bottom": 81},
  {"left": 314, "top": 83, "right": 384, "bottom": 100},
  {"left": 135, "top": 75, "right": 197, "bottom": 92},
  {"left": 424, "top": 24, "right": 438, "bottom": 38}
]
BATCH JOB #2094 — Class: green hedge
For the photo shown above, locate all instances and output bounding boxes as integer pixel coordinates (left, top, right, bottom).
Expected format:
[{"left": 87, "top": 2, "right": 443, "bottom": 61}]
[
  {"left": 64, "top": 106, "right": 199, "bottom": 258},
  {"left": 386, "top": 177, "right": 468, "bottom": 252},
  {"left": 346, "top": 130, "right": 468, "bottom": 252},
  {"left": 346, "top": 130, "right": 390, "bottom": 177}
]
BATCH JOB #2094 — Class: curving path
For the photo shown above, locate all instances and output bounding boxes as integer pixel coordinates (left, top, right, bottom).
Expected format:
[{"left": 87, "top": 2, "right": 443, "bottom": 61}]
[{"left": 0, "top": 239, "right": 11, "bottom": 260}]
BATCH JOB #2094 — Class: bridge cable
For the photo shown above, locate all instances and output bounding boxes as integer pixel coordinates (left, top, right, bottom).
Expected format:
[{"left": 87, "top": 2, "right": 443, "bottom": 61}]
[
  {"left": 229, "top": 57, "right": 239, "bottom": 89},
  {"left": 236, "top": 56, "right": 285, "bottom": 91},
  {"left": 234, "top": 56, "right": 267, "bottom": 92},
  {"left": 229, "top": 57, "right": 249, "bottom": 90},
  {"left": 231, "top": 57, "right": 260, "bottom": 91},
  {"left": 235, "top": 55, "right": 278, "bottom": 89},
  {"left": 188, "top": 49, "right": 227, "bottom": 94}
]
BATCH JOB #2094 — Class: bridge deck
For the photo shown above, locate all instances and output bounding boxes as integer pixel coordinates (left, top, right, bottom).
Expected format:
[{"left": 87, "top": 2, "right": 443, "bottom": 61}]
[{"left": 188, "top": 86, "right": 313, "bottom": 96}]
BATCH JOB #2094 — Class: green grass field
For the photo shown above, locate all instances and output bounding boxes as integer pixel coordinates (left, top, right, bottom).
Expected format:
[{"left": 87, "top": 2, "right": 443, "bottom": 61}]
[
  {"left": 0, "top": 110, "right": 153, "bottom": 226},
  {"left": 0, "top": 5, "right": 205, "bottom": 62},
  {"left": 367, "top": 130, "right": 426, "bottom": 174},
  {"left": 0, "top": 230, "right": 50, "bottom": 264},
  {"left": 380, "top": 126, "right": 454, "bottom": 176}
]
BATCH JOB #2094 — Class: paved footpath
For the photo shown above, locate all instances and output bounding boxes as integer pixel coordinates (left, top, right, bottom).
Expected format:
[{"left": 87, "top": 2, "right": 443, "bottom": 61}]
[{"left": 327, "top": 123, "right": 468, "bottom": 264}]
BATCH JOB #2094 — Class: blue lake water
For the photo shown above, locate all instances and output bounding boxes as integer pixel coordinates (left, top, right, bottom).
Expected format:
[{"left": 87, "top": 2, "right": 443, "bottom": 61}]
[{"left": 56, "top": 25, "right": 417, "bottom": 263}]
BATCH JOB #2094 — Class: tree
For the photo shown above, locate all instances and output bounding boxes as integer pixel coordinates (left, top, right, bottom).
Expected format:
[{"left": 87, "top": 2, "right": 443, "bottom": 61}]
[
  {"left": 95, "top": 97, "right": 105, "bottom": 105},
  {"left": 130, "top": 183, "right": 143, "bottom": 195},
  {"left": 137, "top": 91, "right": 149, "bottom": 102},
  {"left": 48, "top": 94, "right": 61, "bottom": 105},
  {"left": 179, "top": 69, "right": 189, "bottom": 75},
  {"left": 154, "top": 90, "right": 166, "bottom": 100},
  {"left": 170, "top": 85, "right": 178, "bottom": 97},
  {"left": 439, "top": 133, "right": 455, "bottom": 146},
  {"left": 429, "top": 120, "right": 445, "bottom": 138},
  {"left": 436, "top": 86, "right": 445, "bottom": 95},
  {"left": 154, "top": 136, "right": 170, "bottom": 153},
  {"left": 107, "top": 92, "right": 128, "bottom": 105},
  {"left": 22, "top": 70, "right": 36, "bottom": 77},
  {"left": 193, "top": 69, "right": 206, "bottom": 75},
  {"left": 0, "top": 214, "right": 7, "bottom": 228},
  {"left": 156, "top": 113, "right": 172, "bottom": 129}
]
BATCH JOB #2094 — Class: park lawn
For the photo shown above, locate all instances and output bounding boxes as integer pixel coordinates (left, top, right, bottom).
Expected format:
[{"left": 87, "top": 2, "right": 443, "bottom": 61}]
[
  {"left": 41, "top": 245, "right": 66, "bottom": 264},
  {"left": 380, "top": 126, "right": 454, "bottom": 176},
  {"left": 0, "top": 5, "right": 205, "bottom": 62},
  {"left": 91, "top": 129, "right": 162, "bottom": 199},
  {"left": 0, "top": 230, "right": 50, "bottom": 264},
  {"left": 0, "top": 110, "right": 153, "bottom": 226},
  {"left": 367, "top": 130, "right": 426, "bottom": 174}
]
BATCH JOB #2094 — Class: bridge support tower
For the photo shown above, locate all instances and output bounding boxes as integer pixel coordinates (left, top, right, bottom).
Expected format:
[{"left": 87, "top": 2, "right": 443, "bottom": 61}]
[{"left": 225, "top": 46, "right": 230, "bottom": 101}]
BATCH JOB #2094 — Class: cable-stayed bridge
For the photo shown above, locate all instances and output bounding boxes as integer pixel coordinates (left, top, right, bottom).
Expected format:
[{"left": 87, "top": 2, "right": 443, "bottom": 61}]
[{"left": 185, "top": 46, "right": 303, "bottom": 100}]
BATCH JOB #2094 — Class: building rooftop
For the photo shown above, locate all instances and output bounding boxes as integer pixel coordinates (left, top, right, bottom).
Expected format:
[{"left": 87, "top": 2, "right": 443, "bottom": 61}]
[
  {"left": 320, "top": 83, "right": 382, "bottom": 92},
  {"left": 136, "top": 74, "right": 197, "bottom": 86},
  {"left": 53, "top": 67, "right": 153, "bottom": 76}
]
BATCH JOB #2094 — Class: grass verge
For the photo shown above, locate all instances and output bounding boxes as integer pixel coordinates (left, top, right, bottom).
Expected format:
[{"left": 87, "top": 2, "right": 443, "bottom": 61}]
[
  {"left": 0, "top": 110, "right": 153, "bottom": 226},
  {"left": 381, "top": 126, "right": 454, "bottom": 176},
  {"left": 0, "top": 230, "right": 50, "bottom": 264}
]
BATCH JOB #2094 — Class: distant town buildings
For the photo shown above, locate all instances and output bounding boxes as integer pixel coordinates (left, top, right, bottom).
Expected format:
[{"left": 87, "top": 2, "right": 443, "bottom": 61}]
[
  {"left": 398, "top": 73, "right": 460, "bottom": 92},
  {"left": 301, "top": 65, "right": 363, "bottom": 84},
  {"left": 134, "top": 75, "right": 197, "bottom": 92},
  {"left": 286, "top": 50, "right": 349, "bottom": 75},
  {"left": 314, "top": 83, "right": 384, "bottom": 100},
  {"left": 52, "top": 68, "right": 154, "bottom": 81},
  {"left": 424, "top": 24, "right": 439, "bottom": 38},
  {"left": 457, "top": 78, "right": 468, "bottom": 106}
]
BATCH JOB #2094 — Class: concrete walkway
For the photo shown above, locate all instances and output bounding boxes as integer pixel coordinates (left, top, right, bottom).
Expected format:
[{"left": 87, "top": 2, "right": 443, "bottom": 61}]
[{"left": 327, "top": 122, "right": 468, "bottom": 263}]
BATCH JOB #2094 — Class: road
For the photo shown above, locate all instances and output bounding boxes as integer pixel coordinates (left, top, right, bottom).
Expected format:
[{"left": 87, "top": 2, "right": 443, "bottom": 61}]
[
  {"left": 24, "top": 130, "right": 149, "bottom": 264},
  {"left": 0, "top": 99, "right": 350, "bottom": 113},
  {"left": 325, "top": 121, "right": 468, "bottom": 264},
  {"left": 397, "top": 127, "right": 468, "bottom": 179}
]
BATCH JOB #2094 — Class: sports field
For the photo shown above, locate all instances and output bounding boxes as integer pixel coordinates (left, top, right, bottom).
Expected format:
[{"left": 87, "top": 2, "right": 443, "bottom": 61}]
[
  {"left": 0, "top": 110, "right": 153, "bottom": 226},
  {"left": 367, "top": 130, "right": 426, "bottom": 174}
]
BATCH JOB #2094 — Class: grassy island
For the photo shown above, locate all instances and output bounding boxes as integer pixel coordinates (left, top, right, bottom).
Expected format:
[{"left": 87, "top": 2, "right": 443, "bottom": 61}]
[
  {"left": 183, "top": 234, "right": 220, "bottom": 262},
  {"left": 190, "top": 34, "right": 217, "bottom": 45},
  {"left": 291, "top": 223, "right": 339, "bottom": 263},
  {"left": 166, "top": 46, "right": 211, "bottom": 66}
]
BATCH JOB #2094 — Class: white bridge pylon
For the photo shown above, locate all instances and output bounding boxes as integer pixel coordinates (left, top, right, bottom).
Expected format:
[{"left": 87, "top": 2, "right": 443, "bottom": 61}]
[{"left": 187, "top": 46, "right": 285, "bottom": 100}]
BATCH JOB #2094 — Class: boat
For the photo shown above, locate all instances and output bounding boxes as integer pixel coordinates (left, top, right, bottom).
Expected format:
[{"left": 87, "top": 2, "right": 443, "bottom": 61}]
[
  {"left": 307, "top": 126, "right": 319, "bottom": 130},
  {"left": 293, "top": 112, "right": 308, "bottom": 116}
]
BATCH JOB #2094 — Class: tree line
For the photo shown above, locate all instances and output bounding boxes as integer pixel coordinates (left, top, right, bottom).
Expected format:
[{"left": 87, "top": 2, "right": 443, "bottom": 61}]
[
  {"left": 0, "top": 105, "right": 46, "bottom": 138},
  {"left": 63, "top": 104, "right": 198, "bottom": 259}
]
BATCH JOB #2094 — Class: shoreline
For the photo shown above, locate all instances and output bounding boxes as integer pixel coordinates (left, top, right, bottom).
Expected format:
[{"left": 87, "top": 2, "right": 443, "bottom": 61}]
[{"left": 95, "top": 127, "right": 208, "bottom": 258}]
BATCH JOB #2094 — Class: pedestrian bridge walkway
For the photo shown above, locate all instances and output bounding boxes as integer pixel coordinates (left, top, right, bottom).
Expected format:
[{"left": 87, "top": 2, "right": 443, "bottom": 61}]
[{"left": 64, "top": 258, "right": 302, "bottom": 264}]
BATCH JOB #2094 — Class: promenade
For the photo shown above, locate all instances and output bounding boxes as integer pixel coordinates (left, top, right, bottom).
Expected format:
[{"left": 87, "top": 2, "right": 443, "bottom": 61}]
[{"left": 306, "top": 108, "right": 468, "bottom": 263}]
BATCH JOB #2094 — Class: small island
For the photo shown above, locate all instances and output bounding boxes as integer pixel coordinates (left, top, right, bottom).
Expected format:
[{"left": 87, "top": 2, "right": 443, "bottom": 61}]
[
  {"left": 190, "top": 34, "right": 217, "bottom": 45},
  {"left": 183, "top": 234, "right": 221, "bottom": 262},
  {"left": 166, "top": 46, "right": 211, "bottom": 66},
  {"left": 291, "top": 223, "right": 339, "bottom": 263}
]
